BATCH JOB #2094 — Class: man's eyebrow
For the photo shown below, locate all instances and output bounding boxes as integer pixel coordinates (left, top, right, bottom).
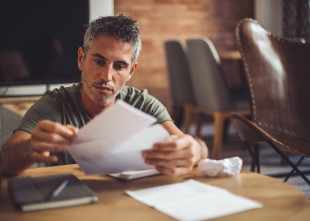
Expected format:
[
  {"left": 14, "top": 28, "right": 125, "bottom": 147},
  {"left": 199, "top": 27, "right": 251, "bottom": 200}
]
[
  {"left": 116, "top": 60, "right": 129, "bottom": 67},
  {"left": 91, "top": 53, "right": 107, "bottom": 60}
]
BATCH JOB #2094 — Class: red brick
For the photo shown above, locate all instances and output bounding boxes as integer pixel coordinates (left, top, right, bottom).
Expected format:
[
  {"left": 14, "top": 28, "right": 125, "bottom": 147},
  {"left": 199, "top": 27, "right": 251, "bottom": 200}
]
[{"left": 114, "top": 0, "right": 254, "bottom": 111}]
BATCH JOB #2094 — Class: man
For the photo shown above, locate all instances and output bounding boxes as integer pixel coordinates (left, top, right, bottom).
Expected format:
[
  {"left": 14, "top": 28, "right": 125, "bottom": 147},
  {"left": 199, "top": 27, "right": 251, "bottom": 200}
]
[{"left": 1, "top": 14, "right": 208, "bottom": 176}]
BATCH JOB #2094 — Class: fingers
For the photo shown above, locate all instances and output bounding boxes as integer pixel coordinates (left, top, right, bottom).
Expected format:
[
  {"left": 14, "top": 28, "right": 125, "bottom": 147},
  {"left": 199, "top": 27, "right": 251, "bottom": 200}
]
[
  {"left": 142, "top": 135, "right": 201, "bottom": 176},
  {"left": 33, "top": 120, "right": 76, "bottom": 143},
  {"left": 31, "top": 151, "right": 58, "bottom": 163},
  {"left": 30, "top": 141, "right": 70, "bottom": 152},
  {"left": 29, "top": 120, "right": 79, "bottom": 164},
  {"left": 145, "top": 135, "right": 199, "bottom": 161},
  {"left": 155, "top": 166, "right": 193, "bottom": 176},
  {"left": 144, "top": 153, "right": 196, "bottom": 167},
  {"left": 152, "top": 134, "right": 193, "bottom": 151},
  {"left": 143, "top": 147, "right": 196, "bottom": 165},
  {"left": 65, "top": 124, "right": 79, "bottom": 134}
]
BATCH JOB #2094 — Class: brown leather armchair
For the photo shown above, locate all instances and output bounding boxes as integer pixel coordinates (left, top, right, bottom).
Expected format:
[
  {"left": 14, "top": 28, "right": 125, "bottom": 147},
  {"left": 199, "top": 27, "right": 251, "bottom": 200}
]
[{"left": 230, "top": 18, "right": 310, "bottom": 184}]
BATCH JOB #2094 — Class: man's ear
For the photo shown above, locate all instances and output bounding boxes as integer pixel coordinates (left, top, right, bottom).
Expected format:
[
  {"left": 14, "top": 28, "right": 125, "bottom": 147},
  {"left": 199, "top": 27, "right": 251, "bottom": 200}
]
[
  {"left": 77, "top": 47, "right": 84, "bottom": 71},
  {"left": 128, "top": 62, "right": 138, "bottom": 81}
]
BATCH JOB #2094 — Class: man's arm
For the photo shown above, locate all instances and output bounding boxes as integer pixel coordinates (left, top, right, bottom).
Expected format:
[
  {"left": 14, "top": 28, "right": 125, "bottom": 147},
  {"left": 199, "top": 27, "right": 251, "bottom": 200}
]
[
  {"left": 1, "top": 131, "right": 33, "bottom": 176},
  {"left": 1, "top": 120, "right": 78, "bottom": 176},
  {"left": 142, "top": 121, "right": 208, "bottom": 175}
]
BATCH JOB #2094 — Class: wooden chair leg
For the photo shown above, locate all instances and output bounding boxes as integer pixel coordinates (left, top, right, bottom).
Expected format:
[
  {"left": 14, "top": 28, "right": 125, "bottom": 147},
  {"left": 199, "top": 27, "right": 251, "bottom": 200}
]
[
  {"left": 195, "top": 112, "right": 203, "bottom": 138},
  {"left": 182, "top": 104, "right": 192, "bottom": 134},
  {"left": 212, "top": 113, "right": 226, "bottom": 160}
]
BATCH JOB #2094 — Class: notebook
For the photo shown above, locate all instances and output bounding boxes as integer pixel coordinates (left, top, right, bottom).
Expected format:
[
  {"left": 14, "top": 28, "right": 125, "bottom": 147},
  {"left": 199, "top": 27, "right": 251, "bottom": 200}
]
[{"left": 8, "top": 173, "right": 98, "bottom": 212}]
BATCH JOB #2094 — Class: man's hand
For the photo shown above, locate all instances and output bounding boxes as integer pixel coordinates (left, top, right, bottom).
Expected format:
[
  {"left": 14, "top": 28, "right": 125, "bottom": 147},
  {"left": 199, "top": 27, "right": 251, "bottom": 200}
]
[
  {"left": 1, "top": 120, "right": 78, "bottom": 176},
  {"left": 29, "top": 120, "right": 78, "bottom": 164},
  {"left": 142, "top": 134, "right": 206, "bottom": 175}
]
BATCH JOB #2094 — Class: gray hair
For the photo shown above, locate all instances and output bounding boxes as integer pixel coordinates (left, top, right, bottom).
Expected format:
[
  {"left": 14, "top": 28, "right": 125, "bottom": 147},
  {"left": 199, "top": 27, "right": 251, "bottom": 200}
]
[{"left": 83, "top": 14, "right": 142, "bottom": 65}]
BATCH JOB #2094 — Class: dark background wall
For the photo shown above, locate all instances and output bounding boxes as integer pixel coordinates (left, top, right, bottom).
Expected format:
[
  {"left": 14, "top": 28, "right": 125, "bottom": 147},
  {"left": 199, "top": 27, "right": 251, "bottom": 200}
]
[{"left": 0, "top": 0, "right": 89, "bottom": 84}]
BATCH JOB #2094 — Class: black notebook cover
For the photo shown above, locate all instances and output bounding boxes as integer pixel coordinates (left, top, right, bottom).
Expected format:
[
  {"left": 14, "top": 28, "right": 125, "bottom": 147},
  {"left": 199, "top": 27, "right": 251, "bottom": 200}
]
[{"left": 8, "top": 173, "right": 98, "bottom": 212}]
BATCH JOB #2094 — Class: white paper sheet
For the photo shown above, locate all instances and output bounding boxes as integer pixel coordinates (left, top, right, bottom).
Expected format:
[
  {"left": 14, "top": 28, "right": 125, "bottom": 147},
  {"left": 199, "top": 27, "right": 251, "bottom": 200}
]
[
  {"left": 69, "top": 100, "right": 170, "bottom": 175},
  {"left": 126, "top": 179, "right": 262, "bottom": 221},
  {"left": 110, "top": 169, "right": 160, "bottom": 180},
  {"left": 72, "top": 100, "right": 157, "bottom": 144}
]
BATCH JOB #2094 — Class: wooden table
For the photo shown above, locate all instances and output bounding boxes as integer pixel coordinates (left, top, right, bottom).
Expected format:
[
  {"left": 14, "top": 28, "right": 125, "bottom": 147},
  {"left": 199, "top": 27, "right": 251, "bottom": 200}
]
[{"left": 1, "top": 164, "right": 309, "bottom": 220}]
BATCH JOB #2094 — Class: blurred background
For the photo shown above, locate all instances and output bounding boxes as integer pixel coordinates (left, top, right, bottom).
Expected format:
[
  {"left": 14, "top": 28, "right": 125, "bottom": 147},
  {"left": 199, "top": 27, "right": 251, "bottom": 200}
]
[{"left": 0, "top": 0, "right": 287, "bottom": 112}]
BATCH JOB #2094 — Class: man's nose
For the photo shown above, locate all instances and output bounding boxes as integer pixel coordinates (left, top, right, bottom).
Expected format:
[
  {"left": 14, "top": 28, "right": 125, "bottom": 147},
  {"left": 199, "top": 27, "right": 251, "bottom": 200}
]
[{"left": 99, "top": 65, "right": 113, "bottom": 82}]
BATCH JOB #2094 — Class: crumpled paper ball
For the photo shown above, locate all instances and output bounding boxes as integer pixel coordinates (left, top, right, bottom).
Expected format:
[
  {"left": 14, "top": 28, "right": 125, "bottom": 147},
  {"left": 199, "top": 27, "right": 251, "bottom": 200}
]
[{"left": 198, "top": 156, "right": 243, "bottom": 177}]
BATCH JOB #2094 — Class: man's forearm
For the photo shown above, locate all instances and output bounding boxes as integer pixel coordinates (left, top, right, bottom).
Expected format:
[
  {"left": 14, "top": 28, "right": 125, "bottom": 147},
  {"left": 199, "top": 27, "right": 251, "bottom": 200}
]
[{"left": 1, "top": 139, "right": 34, "bottom": 176}]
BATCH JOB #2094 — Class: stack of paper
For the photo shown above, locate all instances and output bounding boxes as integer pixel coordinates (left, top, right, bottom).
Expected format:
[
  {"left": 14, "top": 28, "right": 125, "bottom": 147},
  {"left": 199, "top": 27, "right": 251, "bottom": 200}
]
[
  {"left": 110, "top": 169, "right": 160, "bottom": 180},
  {"left": 69, "top": 100, "right": 170, "bottom": 175},
  {"left": 126, "top": 179, "right": 262, "bottom": 220}
]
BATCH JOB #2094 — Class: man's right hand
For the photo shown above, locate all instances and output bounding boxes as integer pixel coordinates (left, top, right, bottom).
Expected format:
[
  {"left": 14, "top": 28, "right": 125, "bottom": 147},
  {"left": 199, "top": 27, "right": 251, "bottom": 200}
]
[
  {"left": 1, "top": 120, "right": 78, "bottom": 176},
  {"left": 29, "top": 120, "right": 78, "bottom": 163}
]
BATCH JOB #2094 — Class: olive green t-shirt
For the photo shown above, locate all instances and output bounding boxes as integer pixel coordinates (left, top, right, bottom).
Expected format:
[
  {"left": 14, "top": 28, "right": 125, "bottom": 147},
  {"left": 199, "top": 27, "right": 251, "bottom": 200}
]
[{"left": 17, "top": 83, "right": 172, "bottom": 164}]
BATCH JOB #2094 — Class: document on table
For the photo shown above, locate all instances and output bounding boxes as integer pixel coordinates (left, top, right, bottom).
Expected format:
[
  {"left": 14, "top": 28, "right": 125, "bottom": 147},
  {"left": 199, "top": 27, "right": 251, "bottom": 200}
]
[
  {"left": 110, "top": 169, "right": 160, "bottom": 180},
  {"left": 126, "top": 179, "right": 262, "bottom": 221},
  {"left": 69, "top": 100, "right": 170, "bottom": 175}
]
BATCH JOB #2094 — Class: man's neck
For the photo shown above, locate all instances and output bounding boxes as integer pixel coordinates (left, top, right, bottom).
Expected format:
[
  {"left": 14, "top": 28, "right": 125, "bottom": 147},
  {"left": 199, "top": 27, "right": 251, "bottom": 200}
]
[{"left": 80, "top": 86, "right": 115, "bottom": 118}]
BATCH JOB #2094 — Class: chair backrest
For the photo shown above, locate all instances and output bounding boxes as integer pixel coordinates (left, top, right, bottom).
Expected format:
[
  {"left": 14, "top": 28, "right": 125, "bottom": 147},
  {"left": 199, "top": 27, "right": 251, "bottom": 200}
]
[
  {"left": 164, "top": 41, "right": 195, "bottom": 104},
  {"left": 186, "top": 38, "right": 234, "bottom": 111},
  {"left": 236, "top": 18, "right": 310, "bottom": 139}
]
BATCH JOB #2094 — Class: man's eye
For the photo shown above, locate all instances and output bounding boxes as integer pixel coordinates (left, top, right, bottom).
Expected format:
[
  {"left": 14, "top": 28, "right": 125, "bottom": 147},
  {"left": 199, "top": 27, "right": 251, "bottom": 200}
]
[
  {"left": 94, "top": 59, "right": 105, "bottom": 65},
  {"left": 114, "top": 63, "right": 126, "bottom": 70}
]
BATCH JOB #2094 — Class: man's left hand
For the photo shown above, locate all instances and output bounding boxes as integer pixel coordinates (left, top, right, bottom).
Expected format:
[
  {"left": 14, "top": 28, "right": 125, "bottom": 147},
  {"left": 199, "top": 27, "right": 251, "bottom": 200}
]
[{"left": 142, "top": 134, "right": 204, "bottom": 175}]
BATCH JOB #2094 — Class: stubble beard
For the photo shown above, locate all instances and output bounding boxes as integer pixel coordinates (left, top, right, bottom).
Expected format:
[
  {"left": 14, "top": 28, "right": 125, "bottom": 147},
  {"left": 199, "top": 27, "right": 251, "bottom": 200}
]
[{"left": 81, "top": 69, "right": 127, "bottom": 105}]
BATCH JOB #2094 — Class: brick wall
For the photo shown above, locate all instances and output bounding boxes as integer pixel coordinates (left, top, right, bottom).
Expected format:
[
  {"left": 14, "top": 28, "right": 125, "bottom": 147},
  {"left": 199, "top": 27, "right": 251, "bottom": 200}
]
[{"left": 114, "top": 0, "right": 254, "bottom": 111}]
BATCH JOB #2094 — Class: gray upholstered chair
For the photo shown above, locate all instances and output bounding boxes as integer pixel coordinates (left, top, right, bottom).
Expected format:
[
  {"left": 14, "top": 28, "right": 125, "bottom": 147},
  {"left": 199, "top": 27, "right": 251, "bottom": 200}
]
[
  {"left": 164, "top": 41, "right": 195, "bottom": 133},
  {"left": 230, "top": 18, "right": 310, "bottom": 184},
  {"left": 186, "top": 38, "right": 250, "bottom": 159}
]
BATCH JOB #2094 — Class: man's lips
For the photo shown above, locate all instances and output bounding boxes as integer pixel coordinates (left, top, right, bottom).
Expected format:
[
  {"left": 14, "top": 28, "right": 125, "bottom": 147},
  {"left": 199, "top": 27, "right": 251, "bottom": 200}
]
[{"left": 94, "top": 85, "right": 112, "bottom": 93}]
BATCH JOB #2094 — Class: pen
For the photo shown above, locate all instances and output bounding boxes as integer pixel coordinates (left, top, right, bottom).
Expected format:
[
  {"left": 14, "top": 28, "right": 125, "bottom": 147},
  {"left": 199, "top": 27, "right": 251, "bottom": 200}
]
[{"left": 47, "top": 180, "right": 69, "bottom": 201}]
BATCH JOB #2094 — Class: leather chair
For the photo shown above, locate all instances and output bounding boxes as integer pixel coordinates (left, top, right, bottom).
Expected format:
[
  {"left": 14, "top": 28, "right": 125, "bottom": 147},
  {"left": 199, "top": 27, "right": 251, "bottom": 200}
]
[
  {"left": 164, "top": 41, "right": 195, "bottom": 133},
  {"left": 186, "top": 38, "right": 250, "bottom": 159},
  {"left": 231, "top": 18, "right": 310, "bottom": 184}
]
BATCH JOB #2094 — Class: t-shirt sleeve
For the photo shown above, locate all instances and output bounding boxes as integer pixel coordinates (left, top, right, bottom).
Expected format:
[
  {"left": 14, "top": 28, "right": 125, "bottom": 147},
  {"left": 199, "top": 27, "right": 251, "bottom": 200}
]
[
  {"left": 140, "top": 95, "right": 172, "bottom": 123},
  {"left": 16, "top": 94, "right": 62, "bottom": 134},
  {"left": 121, "top": 87, "right": 172, "bottom": 123}
]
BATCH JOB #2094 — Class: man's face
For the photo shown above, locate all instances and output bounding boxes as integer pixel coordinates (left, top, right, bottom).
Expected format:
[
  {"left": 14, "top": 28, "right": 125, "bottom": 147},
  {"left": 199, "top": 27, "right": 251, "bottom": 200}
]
[{"left": 78, "top": 34, "right": 137, "bottom": 105}]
